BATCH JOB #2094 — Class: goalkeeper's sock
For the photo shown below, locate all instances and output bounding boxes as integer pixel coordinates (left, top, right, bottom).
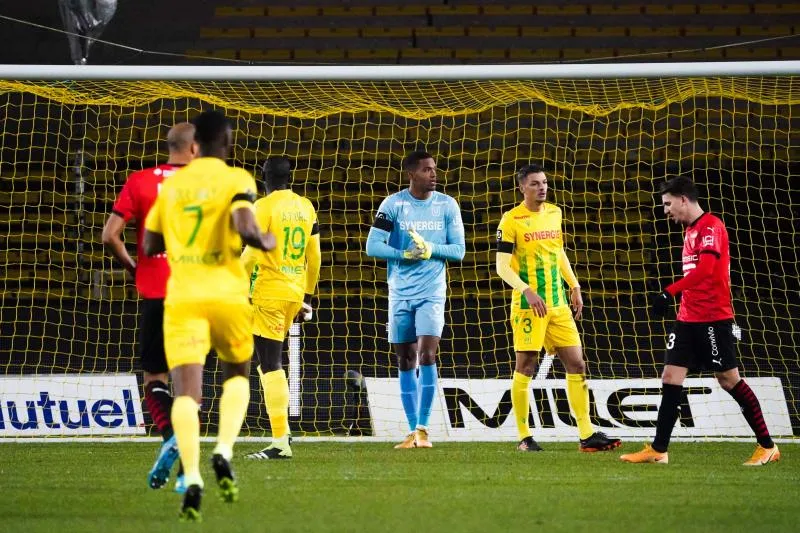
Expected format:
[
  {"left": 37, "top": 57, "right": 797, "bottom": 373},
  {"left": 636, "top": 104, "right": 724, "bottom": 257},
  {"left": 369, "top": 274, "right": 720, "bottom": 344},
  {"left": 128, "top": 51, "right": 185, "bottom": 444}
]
[
  {"left": 172, "top": 396, "right": 203, "bottom": 488},
  {"left": 260, "top": 368, "right": 290, "bottom": 439},
  {"left": 511, "top": 372, "right": 533, "bottom": 440},
  {"left": 398, "top": 368, "right": 419, "bottom": 432},
  {"left": 566, "top": 373, "right": 594, "bottom": 440},
  {"left": 652, "top": 383, "right": 682, "bottom": 453},
  {"left": 145, "top": 380, "right": 174, "bottom": 440},
  {"left": 213, "top": 376, "right": 250, "bottom": 461},
  {"left": 728, "top": 380, "right": 774, "bottom": 448},
  {"left": 417, "top": 363, "right": 438, "bottom": 429}
]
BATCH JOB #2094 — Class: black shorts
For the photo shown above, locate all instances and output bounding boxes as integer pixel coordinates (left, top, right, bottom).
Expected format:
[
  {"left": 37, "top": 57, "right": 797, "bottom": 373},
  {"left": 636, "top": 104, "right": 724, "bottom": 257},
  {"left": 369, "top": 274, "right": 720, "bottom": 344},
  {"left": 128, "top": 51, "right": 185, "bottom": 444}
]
[
  {"left": 139, "top": 298, "right": 168, "bottom": 374},
  {"left": 664, "top": 320, "right": 739, "bottom": 372}
]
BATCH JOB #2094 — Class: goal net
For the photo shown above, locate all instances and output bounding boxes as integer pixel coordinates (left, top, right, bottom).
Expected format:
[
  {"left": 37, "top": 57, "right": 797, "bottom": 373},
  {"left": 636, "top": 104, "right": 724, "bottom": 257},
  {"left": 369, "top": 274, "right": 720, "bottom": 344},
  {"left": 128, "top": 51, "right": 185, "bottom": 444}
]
[{"left": 1, "top": 68, "right": 797, "bottom": 440}]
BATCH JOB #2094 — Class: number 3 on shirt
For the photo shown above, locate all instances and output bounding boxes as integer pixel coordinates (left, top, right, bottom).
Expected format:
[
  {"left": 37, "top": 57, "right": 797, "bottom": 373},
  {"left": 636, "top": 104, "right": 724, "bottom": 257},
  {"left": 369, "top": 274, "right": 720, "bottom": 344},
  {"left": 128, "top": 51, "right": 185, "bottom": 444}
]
[
  {"left": 183, "top": 205, "right": 203, "bottom": 246},
  {"left": 283, "top": 226, "right": 306, "bottom": 259}
]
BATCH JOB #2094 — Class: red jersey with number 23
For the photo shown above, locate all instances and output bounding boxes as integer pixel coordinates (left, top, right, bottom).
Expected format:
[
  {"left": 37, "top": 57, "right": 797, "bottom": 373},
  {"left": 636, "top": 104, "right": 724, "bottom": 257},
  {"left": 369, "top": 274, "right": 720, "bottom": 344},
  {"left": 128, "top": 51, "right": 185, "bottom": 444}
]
[
  {"left": 676, "top": 212, "right": 734, "bottom": 322},
  {"left": 111, "top": 164, "right": 182, "bottom": 299}
]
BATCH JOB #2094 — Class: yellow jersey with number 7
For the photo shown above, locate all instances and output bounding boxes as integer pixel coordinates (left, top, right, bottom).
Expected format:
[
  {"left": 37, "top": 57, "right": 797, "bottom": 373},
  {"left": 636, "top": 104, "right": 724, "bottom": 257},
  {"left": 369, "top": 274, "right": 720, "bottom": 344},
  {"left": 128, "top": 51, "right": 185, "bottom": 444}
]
[
  {"left": 241, "top": 189, "right": 319, "bottom": 304},
  {"left": 144, "top": 157, "right": 258, "bottom": 303}
]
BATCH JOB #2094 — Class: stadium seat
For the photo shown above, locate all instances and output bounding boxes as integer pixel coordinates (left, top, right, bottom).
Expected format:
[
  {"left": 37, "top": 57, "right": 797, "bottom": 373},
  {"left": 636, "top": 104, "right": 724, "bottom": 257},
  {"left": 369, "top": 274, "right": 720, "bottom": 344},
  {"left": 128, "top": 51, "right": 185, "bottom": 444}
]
[
  {"left": 240, "top": 49, "right": 292, "bottom": 61},
  {"left": 644, "top": 5, "right": 697, "bottom": 15},
  {"left": 320, "top": 6, "right": 374, "bottom": 17},
  {"left": 214, "top": 7, "right": 265, "bottom": 17}
]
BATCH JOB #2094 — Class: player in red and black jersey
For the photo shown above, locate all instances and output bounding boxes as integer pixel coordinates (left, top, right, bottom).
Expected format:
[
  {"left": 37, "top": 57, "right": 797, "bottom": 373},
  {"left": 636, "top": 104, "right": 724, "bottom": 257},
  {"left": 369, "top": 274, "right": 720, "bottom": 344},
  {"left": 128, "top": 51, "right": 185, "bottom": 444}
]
[
  {"left": 622, "top": 176, "right": 780, "bottom": 466},
  {"left": 101, "top": 122, "right": 197, "bottom": 489}
]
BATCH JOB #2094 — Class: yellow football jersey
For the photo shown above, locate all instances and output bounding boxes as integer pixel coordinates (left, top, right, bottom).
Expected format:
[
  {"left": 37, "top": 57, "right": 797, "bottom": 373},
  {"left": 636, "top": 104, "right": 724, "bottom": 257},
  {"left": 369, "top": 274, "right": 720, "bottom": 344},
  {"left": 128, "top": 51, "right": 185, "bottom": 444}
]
[
  {"left": 241, "top": 189, "right": 320, "bottom": 304},
  {"left": 144, "top": 157, "right": 257, "bottom": 303},
  {"left": 497, "top": 202, "right": 569, "bottom": 309}
]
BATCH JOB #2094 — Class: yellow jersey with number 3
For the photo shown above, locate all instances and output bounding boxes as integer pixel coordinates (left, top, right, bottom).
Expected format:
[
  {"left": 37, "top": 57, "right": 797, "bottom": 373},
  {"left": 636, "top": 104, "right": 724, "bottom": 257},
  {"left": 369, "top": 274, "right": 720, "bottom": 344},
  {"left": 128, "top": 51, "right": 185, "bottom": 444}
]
[
  {"left": 144, "top": 157, "right": 257, "bottom": 303},
  {"left": 242, "top": 189, "right": 319, "bottom": 304},
  {"left": 496, "top": 202, "right": 568, "bottom": 309}
]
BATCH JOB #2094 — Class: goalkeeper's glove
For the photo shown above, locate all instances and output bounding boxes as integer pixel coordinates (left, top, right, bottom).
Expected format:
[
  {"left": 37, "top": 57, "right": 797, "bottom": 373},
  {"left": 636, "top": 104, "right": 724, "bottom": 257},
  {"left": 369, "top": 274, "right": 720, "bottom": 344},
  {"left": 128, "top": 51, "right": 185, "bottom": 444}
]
[
  {"left": 297, "top": 302, "right": 313, "bottom": 322},
  {"left": 650, "top": 290, "right": 673, "bottom": 318},
  {"left": 402, "top": 229, "right": 432, "bottom": 260}
]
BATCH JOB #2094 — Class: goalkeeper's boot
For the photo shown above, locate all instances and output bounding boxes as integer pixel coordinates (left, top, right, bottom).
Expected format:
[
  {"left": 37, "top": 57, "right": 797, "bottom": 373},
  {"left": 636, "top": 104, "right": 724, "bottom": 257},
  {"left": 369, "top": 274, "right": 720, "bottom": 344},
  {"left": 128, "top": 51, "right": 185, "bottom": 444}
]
[
  {"left": 178, "top": 484, "right": 203, "bottom": 523},
  {"left": 394, "top": 432, "right": 417, "bottom": 449},
  {"left": 743, "top": 444, "right": 780, "bottom": 466},
  {"left": 212, "top": 453, "right": 239, "bottom": 503},
  {"left": 244, "top": 436, "right": 293, "bottom": 460},
  {"left": 415, "top": 428, "right": 433, "bottom": 448},
  {"left": 579, "top": 432, "right": 622, "bottom": 452},
  {"left": 517, "top": 436, "right": 543, "bottom": 452},
  {"left": 620, "top": 444, "right": 669, "bottom": 464},
  {"left": 147, "top": 435, "right": 179, "bottom": 489}
]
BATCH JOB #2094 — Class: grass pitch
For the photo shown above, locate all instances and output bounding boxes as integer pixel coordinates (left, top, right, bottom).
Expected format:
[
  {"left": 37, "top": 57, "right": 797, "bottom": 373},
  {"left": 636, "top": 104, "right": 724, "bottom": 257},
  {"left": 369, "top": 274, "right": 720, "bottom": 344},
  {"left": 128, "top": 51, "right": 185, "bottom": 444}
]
[{"left": 1, "top": 441, "right": 797, "bottom": 533}]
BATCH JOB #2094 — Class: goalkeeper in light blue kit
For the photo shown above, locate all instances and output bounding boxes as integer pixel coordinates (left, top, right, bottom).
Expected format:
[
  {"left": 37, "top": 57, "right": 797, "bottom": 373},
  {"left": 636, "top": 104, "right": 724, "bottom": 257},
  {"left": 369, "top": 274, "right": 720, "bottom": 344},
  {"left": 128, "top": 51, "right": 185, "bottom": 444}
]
[{"left": 366, "top": 150, "right": 465, "bottom": 448}]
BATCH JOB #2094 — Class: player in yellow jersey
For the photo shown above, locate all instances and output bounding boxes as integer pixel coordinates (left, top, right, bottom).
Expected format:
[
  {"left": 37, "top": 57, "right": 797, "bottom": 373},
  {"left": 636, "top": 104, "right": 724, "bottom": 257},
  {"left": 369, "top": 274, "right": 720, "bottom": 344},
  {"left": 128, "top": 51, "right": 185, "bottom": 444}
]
[
  {"left": 240, "top": 156, "right": 321, "bottom": 460},
  {"left": 143, "top": 110, "right": 276, "bottom": 522},
  {"left": 495, "top": 164, "right": 621, "bottom": 453}
]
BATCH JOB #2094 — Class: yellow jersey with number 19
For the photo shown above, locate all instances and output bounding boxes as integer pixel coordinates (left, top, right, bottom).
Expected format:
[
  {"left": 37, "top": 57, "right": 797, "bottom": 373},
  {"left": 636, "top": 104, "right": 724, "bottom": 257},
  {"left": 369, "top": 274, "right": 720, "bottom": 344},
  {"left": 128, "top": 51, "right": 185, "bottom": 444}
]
[
  {"left": 242, "top": 189, "right": 319, "bottom": 304},
  {"left": 144, "top": 157, "right": 258, "bottom": 303},
  {"left": 496, "top": 202, "right": 568, "bottom": 310}
]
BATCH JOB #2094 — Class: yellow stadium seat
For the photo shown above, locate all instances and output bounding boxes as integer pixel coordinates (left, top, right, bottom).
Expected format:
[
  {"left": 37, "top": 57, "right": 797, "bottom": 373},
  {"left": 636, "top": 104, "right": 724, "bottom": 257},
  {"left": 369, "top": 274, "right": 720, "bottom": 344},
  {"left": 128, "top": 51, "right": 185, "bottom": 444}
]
[
  {"left": 454, "top": 49, "right": 506, "bottom": 59},
  {"left": 308, "top": 27, "right": 359, "bottom": 37},
  {"left": 467, "top": 26, "right": 518, "bottom": 37},
  {"left": 429, "top": 5, "right": 481, "bottom": 15},
  {"left": 507, "top": 48, "right": 561, "bottom": 60},
  {"left": 253, "top": 27, "right": 305, "bottom": 38},
  {"left": 537, "top": 6, "right": 587, "bottom": 15},
  {"left": 199, "top": 27, "right": 250, "bottom": 39},
  {"left": 295, "top": 49, "right": 347, "bottom": 60},
  {"left": 240, "top": 49, "right": 292, "bottom": 61},
  {"left": 684, "top": 26, "right": 738, "bottom": 36},
  {"left": 400, "top": 48, "right": 453, "bottom": 59},
  {"left": 362, "top": 27, "right": 413, "bottom": 38},
  {"left": 644, "top": 5, "right": 697, "bottom": 15},
  {"left": 184, "top": 49, "right": 237, "bottom": 60},
  {"left": 321, "top": 6, "right": 373, "bottom": 17},
  {"left": 348, "top": 49, "right": 399, "bottom": 60},
  {"left": 520, "top": 26, "right": 573, "bottom": 37},
  {"left": 738, "top": 25, "right": 795, "bottom": 36},
  {"left": 266, "top": 6, "right": 319, "bottom": 17},
  {"left": 698, "top": 4, "right": 751, "bottom": 14},
  {"left": 214, "top": 7, "right": 265, "bottom": 17},
  {"left": 574, "top": 27, "right": 627, "bottom": 37},
  {"left": 415, "top": 26, "right": 466, "bottom": 37},
  {"left": 484, "top": 5, "right": 533, "bottom": 15},
  {"left": 629, "top": 26, "right": 681, "bottom": 37},
  {"left": 725, "top": 47, "right": 780, "bottom": 60},
  {"left": 754, "top": 3, "right": 800, "bottom": 13},
  {"left": 590, "top": 5, "right": 642, "bottom": 15},
  {"left": 375, "top": 6, "right": 427, "bottom": 16}
]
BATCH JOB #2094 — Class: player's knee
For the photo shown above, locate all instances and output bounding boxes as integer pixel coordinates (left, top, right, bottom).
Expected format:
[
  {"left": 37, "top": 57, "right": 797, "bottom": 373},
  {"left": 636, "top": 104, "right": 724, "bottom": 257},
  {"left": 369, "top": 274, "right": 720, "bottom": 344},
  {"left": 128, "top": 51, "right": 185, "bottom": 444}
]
[{"left": 715, "top": 371, "right": 739, "bottom": 391}]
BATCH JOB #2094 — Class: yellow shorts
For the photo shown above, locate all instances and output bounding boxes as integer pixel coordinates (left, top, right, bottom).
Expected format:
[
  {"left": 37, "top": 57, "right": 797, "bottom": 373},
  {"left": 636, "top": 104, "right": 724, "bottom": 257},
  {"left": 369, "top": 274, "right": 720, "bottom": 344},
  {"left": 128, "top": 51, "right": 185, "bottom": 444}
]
[
  {"left": 252, "top": 300, "right": 303, "bottom": 342},
  {"left": 163, "top": 300, "right": 253, "bottom": 368},
  {"left": 511, "top": 303, "right": 581, "bottom": 354}
]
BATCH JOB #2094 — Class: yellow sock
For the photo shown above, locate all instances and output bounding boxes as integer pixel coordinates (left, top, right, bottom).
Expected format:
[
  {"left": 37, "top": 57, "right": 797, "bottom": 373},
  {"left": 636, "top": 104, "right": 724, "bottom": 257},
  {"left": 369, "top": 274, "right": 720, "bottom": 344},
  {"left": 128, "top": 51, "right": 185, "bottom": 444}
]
[
  {"left": 511, "top": 371, "right": 532, "bottom": 440},
  {"left": 213, "top": 375, "right": 250, "bottom": 460},
  {"left": 261, "top": 368, "right": 290, "bottom": 439},
  {"left": 172, "top": 396, "right": 202, "bottom": 488},
  {"left": 566, "top": 373, "right": 594, "bottom": 440}
]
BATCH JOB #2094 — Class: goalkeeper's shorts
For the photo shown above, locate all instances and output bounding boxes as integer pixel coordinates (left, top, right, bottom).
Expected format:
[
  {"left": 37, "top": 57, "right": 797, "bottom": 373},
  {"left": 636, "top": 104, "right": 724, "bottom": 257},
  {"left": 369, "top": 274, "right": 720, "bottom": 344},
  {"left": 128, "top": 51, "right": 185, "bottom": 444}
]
[
  {"left": 163, "top": 299, "right": 253, "bottom": 368},
  {"left": 510, "top": 304, "right": 581, "bottom": 354},
  {"left": 387, "top": 297, "right": 446, "bottom": 344},
  {"left": 252, "top": 300, "right": 303, "bottom": 342}
]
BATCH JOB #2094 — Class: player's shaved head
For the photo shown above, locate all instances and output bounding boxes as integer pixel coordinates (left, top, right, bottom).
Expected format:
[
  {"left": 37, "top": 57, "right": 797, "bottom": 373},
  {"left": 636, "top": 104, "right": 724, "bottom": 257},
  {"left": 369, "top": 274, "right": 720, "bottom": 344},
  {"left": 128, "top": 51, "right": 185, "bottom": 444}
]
[
  {"left": 166, "top": 122, "right": 195, "bottom": 153},
  {"left": 262, "top": 156, "right": 292, "bottom": 190},
  {"left": 192, "top": 110, "right": 232, "bottom": 159}
]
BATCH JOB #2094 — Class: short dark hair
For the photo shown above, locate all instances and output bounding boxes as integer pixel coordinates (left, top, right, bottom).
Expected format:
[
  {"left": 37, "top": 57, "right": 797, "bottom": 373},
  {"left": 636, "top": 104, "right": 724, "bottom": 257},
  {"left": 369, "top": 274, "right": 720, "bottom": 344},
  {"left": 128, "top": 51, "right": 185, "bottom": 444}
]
[
  {"left": 191, "top": 110, "right": 231, "bottom": 155},
  {"left": 261, "top": 156, "right": 292, "bottom": 186},
  {"left": 403, "top": 150, "right": 434, "bottom": 173},
  {"left": 516, "top": 163, "right": 544, "bottom": 185},
  {"left": 659, "top": 176, "right": 699, "bottom": 202}
]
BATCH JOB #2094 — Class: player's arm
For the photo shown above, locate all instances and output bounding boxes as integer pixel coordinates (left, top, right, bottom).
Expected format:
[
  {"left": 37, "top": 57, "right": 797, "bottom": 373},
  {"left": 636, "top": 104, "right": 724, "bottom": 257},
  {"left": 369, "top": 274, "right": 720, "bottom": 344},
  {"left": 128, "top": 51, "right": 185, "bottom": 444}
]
[
  {"left": 102, "top": 213, "right": 137, "bottom": 275},
  {"left": 366, "top": 200, "right": 403, "bottom": 260},
  {"left": 103, "top": 180, "right": 137, "bottom": 274},
  {"left": 142, "top": 192, "right": 166, "bottom": 257},
  {"left": 231, "top": 174, "right": 276, "bottom": 251},
  {"left": 558, "top": 248, "right": 583, "bottom": 319},
  {"left": 665, "top": 252, "right": 717, "bottom": 295},
  {"left": 431, "top": 198, "right": 466, "bottom": 261}
]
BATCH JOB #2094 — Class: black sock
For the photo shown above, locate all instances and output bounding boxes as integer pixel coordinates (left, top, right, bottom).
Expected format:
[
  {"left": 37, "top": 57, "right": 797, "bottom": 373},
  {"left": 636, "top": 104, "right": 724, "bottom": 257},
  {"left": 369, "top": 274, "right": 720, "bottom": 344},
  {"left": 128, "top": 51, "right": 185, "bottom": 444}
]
[
  {"left": 728, "top": 380, "right": 774, "bottom": 449},
  {"left": 652, "top": 383, "right": 683, "bottom": 453},
  {"left": 144, "top": 380, "right": 174, "bottom": 441}
]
